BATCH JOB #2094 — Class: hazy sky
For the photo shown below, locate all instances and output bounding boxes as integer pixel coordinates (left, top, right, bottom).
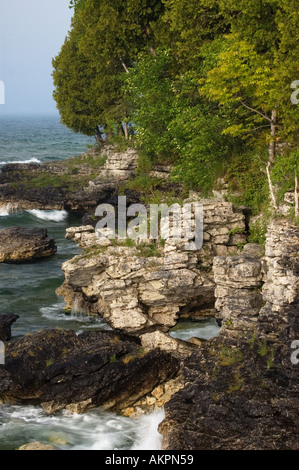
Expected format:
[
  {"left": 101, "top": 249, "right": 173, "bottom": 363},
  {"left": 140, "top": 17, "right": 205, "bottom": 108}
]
[{"left": 0, "top": 0, "right": 73, "bottom": 115}]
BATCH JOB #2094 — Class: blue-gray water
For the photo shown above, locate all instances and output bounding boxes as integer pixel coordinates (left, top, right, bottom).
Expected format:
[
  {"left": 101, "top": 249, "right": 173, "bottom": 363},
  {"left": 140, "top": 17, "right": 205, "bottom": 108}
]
[
  {"left": 0, "top": 115, "right": 219, "bottom": 450},
  {"left": 0, "top": 114, "right": 94, "bottom": 164}
]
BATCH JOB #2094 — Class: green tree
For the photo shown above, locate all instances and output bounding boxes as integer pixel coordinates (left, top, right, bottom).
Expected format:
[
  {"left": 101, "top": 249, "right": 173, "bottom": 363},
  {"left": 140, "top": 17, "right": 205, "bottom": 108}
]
[
  {"left": 53, "top": 0, "right": 164, "bottom": 140},
  {"left": 199, "top": 0, "right": 299, "bottom": 208}
]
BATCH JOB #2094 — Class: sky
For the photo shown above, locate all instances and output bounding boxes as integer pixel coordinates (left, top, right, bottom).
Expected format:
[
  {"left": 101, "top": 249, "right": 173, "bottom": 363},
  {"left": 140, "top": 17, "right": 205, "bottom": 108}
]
[{"left": 0, "top": 0, "right": 73, "bottom": 115}]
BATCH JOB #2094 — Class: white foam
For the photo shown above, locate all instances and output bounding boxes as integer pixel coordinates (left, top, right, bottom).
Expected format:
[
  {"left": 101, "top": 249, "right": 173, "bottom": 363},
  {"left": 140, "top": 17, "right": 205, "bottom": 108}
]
[
  {"left": 27, "top": 209, "right": 68, "bottom": 222},
  {"left": 0, "top": 158, "right": 41, "bottom": 165},
  {"left": 0, "top": 208, "right": 9, "bottom": 217},
  {"left": 0, "top": 203, "right": 21, "bottom": 217},
  {"left": 0, "top": 404, "right": 165, "bottom": 450},
  {"left": 40, "top": 302, "right": 111, "bottom": 329},
  {"left": 131, "top": 410, "right": 165, "bottom": 450}
]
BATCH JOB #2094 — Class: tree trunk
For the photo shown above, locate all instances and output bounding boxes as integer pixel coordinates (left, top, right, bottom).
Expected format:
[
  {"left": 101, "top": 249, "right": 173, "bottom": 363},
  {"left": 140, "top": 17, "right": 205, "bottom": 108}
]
[
  {"left": 123, "top": 122, "right": 129, "bottom": 140},
  {"left": 266, "top": 162, "right": 278, "bottom": 210},
  {"left": 95, "top": 126, "right": 105, "bottom": 144},
  {"left": 269, "top": 110, "right": 277, "bottom": 164},
  {"left": 295, "top": 173, "right": 299, "bottom": 219},
  {"left": 266, "top": 110, "right": 278, "bottom": 210},
  {"left": 106, "top": 131, "right": 113, "bottom": 141}
]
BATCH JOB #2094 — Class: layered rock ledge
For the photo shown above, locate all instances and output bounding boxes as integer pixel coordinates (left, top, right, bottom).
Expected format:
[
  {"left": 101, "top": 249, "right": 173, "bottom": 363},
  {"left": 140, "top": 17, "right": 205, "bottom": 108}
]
[
  {"left": 0, "top": 227, "right": 57, "bottom": 263},
  {"left": 57, "top": 199, "right": 247, "bottom": 346}
]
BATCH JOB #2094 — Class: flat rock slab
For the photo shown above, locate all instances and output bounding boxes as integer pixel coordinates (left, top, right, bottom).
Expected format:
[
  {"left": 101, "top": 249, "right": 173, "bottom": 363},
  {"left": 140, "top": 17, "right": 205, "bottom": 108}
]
[{"left": 0, "top": 227, "right": 57, "bottom": 263}]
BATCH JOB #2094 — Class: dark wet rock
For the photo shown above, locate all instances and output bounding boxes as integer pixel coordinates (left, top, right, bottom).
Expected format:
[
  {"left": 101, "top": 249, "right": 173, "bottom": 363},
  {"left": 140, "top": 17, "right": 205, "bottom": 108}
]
[
  {"left": 0, "top": 227, "right": 57, "bottom": 263},
  {"left": 0, "top": 329, "right": 179, "bottom": 414},
  {"left": 0, "top": 314, "right": 19, "bottom": 341},
  {"left": 159, "top": 306, "right": 299, "bottom": 450}
]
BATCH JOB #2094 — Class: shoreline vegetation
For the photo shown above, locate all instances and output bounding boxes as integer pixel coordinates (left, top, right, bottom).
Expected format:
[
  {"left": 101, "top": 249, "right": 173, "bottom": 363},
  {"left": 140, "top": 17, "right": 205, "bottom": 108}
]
[{"left": 0, "top": 0, "right": 298, "bottom": 451}]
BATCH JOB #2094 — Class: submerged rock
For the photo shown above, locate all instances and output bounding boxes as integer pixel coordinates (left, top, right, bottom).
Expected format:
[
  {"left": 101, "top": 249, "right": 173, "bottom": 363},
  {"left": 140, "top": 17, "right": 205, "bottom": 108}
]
[
  {"left": 0, "top": 227, "right": 57, "bottom": 263},
  {"left": 0, "top": 329, "right": 179, "bottom": 414},
  {"left": 18, "top": 441, "right": 56, "bottom": 451},
  {"left": 0, "top": 314, "right": 19, "bottom": 342}
]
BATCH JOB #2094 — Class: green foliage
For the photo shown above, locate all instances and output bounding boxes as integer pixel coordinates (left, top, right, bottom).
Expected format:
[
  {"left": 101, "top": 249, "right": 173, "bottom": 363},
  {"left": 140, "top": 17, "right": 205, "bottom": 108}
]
[
  {"left": 52, "top": 0, "right": 299, "bottom": 212},
  {"left": 53, "top": 0, "right": 164, "bottom": 137},
  {"left": 271, "top": 150, "right": 299, "bottom": 205},
  {"left": 257, "top": 339, "right": 268, "bottom": 357},
  {"left": 218, "top": 346, "right": 244, "bottom": 366},
  {"left": 266, "top": 348, "right": 275, "bottom": 370},
  {"left": 248, "top": 219, "right": 268, "bottom": 246},
  {"left": 137, "top": 242, "right": 162, "bottom": 258},
  {"left": 227, "top": 372, "right": 244, "bottom": 394},
  {"left": 225, "top": 151, "right": 269, "bottom": 214},
  {"left": 124, "top": 49, "right": 177, "bottom": 160},
  {"left": 110, "top": 354, "right": 117, "bottom": 363},
  {"left": 126, "top": 175, "right": 162, "bottom": 193}
]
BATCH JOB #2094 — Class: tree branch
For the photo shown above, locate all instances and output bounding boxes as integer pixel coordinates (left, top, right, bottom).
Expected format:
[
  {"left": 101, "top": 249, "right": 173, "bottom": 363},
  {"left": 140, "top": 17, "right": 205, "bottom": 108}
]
[
  {"left": 239, "top": 100, "right": 272, "bottom": 123},
  {"left": 119, "top": 57, "right": 130, "bottom": 74},
  {"left": 242, "top": 124, "right": 271, "bottom": 134}
]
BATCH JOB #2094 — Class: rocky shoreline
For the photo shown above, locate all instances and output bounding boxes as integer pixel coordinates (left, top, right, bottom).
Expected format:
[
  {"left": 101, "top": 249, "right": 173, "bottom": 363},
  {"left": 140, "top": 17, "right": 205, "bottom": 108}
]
[{"left": 0, "top": 146, "right": 298, "bottom": 450}]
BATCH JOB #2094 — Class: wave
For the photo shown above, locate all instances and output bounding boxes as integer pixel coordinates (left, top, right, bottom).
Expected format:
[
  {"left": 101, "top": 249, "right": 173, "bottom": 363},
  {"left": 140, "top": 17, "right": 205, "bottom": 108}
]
[
  {"left": 27, "top": 209, "right": 68, "bottom": 222},
  {"left": 0, "top": 158, "right": 41, "bottom": 165},
  {"left": 0, "top": 209, "right": 9, "bottom": 217}
]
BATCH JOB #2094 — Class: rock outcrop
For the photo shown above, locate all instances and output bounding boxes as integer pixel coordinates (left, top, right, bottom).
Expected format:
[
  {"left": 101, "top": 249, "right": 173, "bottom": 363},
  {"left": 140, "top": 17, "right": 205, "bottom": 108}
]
[
  {"left": 0, "top": 227, "right": 57, "bottom": 263},
  {"left": 0, "top": 329, "right": 179, "bottom": 414},
  {"left": 57, "top": 199, "right": 247, "bottom": 339},
  {"left": 0, "top": 147, "right": 139, "bottom": 213},
  {"left": 159, "top": 219, "right": 299, "bottom": 450},
  {"left": 0, "top": 314, "right": 19, "bottom": 342}
]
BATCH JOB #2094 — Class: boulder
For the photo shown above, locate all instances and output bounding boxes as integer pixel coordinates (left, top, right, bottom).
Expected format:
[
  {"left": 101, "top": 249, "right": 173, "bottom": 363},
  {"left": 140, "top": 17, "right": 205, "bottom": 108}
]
[
  {"left": 0, "top": 227, "right": 57, "bottom": 263},
  {"left": 0, "top": 329, "right": 179, "bottom": 414},
  {"left": 0, "top": 314, "right": 19, "bottom": 341}
]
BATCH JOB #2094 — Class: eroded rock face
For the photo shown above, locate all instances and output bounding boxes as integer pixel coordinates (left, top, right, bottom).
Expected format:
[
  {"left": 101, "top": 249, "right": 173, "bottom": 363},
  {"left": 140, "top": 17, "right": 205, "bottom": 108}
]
[
  {"left": 159, "top": 219, "right": 299, "bottom": 450},
  {"left": 0, "top": 329, "right": 179, "bottom": 414},
  {"left": 213, "top": 243, "right": 264, "bottom": 337},
  {"left": 0, "top": 227, "right": 57, "bottom": 263}
]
